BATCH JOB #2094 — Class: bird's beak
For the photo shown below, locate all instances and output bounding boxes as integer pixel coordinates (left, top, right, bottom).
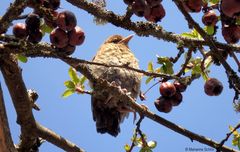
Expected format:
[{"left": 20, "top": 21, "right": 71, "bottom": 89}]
[{"left": 119, "top": 34, "right": 134, "bottom": 45}]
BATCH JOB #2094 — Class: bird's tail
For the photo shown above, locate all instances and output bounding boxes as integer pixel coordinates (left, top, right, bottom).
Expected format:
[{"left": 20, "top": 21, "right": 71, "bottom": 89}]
[{"left": 91, "top": 97, "right": 121, "bottom": 137}]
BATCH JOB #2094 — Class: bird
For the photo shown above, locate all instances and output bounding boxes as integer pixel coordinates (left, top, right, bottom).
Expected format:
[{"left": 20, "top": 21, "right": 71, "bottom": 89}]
[{"left": 89, "top": 34, "right": 141, "bottom": 137}]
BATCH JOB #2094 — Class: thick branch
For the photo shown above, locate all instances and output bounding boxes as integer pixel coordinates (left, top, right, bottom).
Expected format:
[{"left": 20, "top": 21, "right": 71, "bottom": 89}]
[
  {"left": 36, "top": 124, "right": 85, "bottom": 152},
  {"left": 0, "top": 0, "right": 26, "bottom": 34},
  {"left": 0, "top": 83, "right": 16, "bottom": 152},
  {"left": 95, "top": 79, "right": 238, "bottom": 152},
  {"left": 66, "top": 0, "right": 240, "bottom": 52}
]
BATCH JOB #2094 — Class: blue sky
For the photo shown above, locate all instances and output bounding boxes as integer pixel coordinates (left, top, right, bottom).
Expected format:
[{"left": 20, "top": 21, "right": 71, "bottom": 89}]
[{"left": 1, "top": 1, "right": 239, "bottom": 152}]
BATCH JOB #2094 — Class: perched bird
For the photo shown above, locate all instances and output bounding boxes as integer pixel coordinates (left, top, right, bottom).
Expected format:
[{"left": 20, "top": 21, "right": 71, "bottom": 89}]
[{"left": 90, "top": 34, "right": 141, "bottom": 137}]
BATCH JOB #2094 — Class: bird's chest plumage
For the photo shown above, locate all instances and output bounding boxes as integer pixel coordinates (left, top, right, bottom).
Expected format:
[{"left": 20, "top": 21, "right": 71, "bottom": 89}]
[{"left": 91, "top": 43, "right": 141, "bottom": 107}]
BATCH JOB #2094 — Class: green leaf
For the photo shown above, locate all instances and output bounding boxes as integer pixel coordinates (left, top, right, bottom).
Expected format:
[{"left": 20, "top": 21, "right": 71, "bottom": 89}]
[
  {"left": 181, "top": 32, "right": 197, "bottom": 38},
  {"left": 236, "top": 18, "right": 240, "bottom": 25},
  {"left": 79, "top": 76, "right": 87, "bottom": 85},
  {"left": 64, "top": 80, "right": 75, "bottom": 89},
  {"left": 205, "top": 26, "right": 215, "bottom": 35},
  {"left": 68, "top": 67, "right": 79, "bottom": 84},
  {"left": 201, "top": 72, "right": 209, "bottom": 82},
  {"left": 124, "top": 144, "right": 131, "bottom": 151},
  {"left": 238, "top": 138, "right": 240, "bottom": 150},
  {"left": 139, "top": 147, "right": 152, "bottom": 152},
  {"left": 62, "top": 89, "right": 75, "bottom": 98},
  {"left": 147, "top": 62, "right": 154, "bottom": 72},
  {"left": 148, "top": 141, "right": 157, "bottom": 149},
  {"left": 145, "top": 76, "right": 153, "bottom": 84},
  {"left": 209, "top": 0, "right": 219, "bottom": 4},
  {"left": 40, "top": 23, "right": 53, "bottom": 34},
  {"left": 17, "top": 54, "right": 28, "bottom": 63}
]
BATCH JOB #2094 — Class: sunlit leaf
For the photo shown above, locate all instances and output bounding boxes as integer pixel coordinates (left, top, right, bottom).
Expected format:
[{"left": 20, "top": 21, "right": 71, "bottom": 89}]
[
  {"left": 62, "top": 89, "right": 75, "bottom": 98},
  {"left": 79, "top": 76, "right": 87, "bottom": 85},
  {"left": 145, "top": 76, "right": 153, "bottom": 84},
  {"left": 209, "top": 0, "right": 219, "bottom": 4},
  {"left": 68, "top": 67, "right": 79, "bottom": 84},
  {"left": 139, "top": 147, "right": 152, "bottom": 152},
  {"left": 205, "top": 25, "right": 215, "bottom": 35},
  {"left": 148, "top": 141, "right": 157, "bottom": 149},
  {"left": 64, "top": 80, "right": 75, "bottom": 89},
  {"left": 147, "top": 62, "right": 154, "bottom": 72},
  {"left": 17, "top": 54, "right": 28, "bottom": 63},
  {"left": 40, "top": 23, "right": 53, "bottom": 34},
  {"left": 181, "top": 32, "right": 197, "bottom": 38},
  {"left": 124, "top": 144, "right": 131, "bottom": 151}
]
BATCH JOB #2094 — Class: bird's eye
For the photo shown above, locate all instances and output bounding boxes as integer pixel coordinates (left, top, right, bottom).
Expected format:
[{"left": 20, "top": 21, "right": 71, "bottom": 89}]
[{"left": 110, "top": 38, "right": 121, "bottom": 43}]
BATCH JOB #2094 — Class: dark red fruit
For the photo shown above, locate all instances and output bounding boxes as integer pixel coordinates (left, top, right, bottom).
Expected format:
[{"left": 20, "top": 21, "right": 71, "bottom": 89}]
[
  {"left": 25, "top": 13, "right": 41, "bottom": 32},
  {"left": 221, "top": 0, "right": 240, "bottom": 18},
  {"left": 170, "top": 92, "right": 183, "bottom": 106},
  {"left": 146, "top": 0, "right": 161, "bottom": 7},
  {"left": 154, "top": 96, "right": 173, "bottom": 113},
  {"left": 222, "top": 25, "right": 240, "bottom": 44},
  {"left": 57, "top": 11, "right": 77, "bottom": 31},
  {"left": 204, "top": 78, "right": 223, "bottom": 96},
  {"left": 160, "top": 82, "right": 176, "bottom": 97},
  {"left": 13, "top": 23, "right": 28, "bottom": 39},
  {"left": 132, "top": 0, "right": 147, "bottom": 17},
  {"left": 123, "top": 0, "right": 134, "bottom": 5},
  {"left": 50, "top": 27, "right": 69, "bottom": 48},
  {"left": 202, "top": 10, "right": 218, "bottom": 26},
  {"left": 27, "top": 29, "right": 43, "bottom": 43},
  {"left": 68, "top": 26, "right": 85, "bottom": 46},
  {"left": 59, "top": 45, "right": 76, "bottom": 55},
  {"left": 184, "top": 0, "right": 203, "bottom": 13},
  {"left": 173, "top": 81, "right": 187, "bottom": 92},
  {"left": 144, "top": 3, "right": 165, "bottom": 22}
]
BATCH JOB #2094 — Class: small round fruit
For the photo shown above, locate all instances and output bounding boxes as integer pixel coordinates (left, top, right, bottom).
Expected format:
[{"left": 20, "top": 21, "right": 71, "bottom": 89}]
[
  {"left": 160, "top": 82, "right": 176, "bottom": 97},
  {"left": 57, "top": 11, "right": 77, "bottom": 31},
  {"left": 27, "top": 29, "right": 43, "bottom": 43},
  {"left": 144, "top": 3, "right": 165, "bottom": 22},
  {"left": 25, "top": 13, "right": 41, "bottom": 31},
  {"left": 202, "top": 10, "right": 218, "bottom": 26},
  {"left": 48, "top": 0, "right": 60, "bottom": 10},
  {"left": 154, "top": 96, "right": 173, "bottom": 113},
  {"left": 184, "top": 0, "right": 203, "bottom": 13},
  {"left": 50, "top": 27, "right": 69, "bottom": 48},
  {"left": 146, "top": 0, "right": 161, "bottom": 7},
  {"left": 58, "top": 45, "right": 76, "bottom": 55},
  {"left": 204, "top": 78, "right": 223, "bottom": 96},
  {"left": 132, "top": 0, "right": 147, "bottom": 17},
  {"left": 222, "top": 25, "right": 240, "bottom": 44},
  {"left": 68, "top": 26, "right": 85, "bottom": 46},
  {"left": 173, "top": 80, "right": 187, "bottom": 92},
  {"left": 13, "top": 23, "right": 28, "bottom": 39},
  {"left": 221, "top": 0, "right": 240, "bottom": 18},
  {"left": 170, "top": 92, "right": 183, "bottom": 106}
]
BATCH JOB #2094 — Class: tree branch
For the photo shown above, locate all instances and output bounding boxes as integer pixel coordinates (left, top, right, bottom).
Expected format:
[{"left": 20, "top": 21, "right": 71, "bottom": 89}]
[
  {"left": 0, "top": 82, "right": 17, "bottom": 152},
  {"left": 91, "top": 78, "right": 238, "bottom": 152},
  {"left": 0, "top": 0, "right": 26, "bottom": 34},
  {"left": 66, "top": 0, "right": 240, "bottom": 53},
  {"left": 0, "top": 54, "right": 85, "bottom": 152},
  {"left": 36, "top": 123, "right": 85, "bottom": 152}
]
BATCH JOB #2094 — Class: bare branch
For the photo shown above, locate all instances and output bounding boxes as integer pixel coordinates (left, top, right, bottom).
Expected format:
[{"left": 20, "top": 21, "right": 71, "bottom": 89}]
[
  {"left": 0, "top": 83, "right": 16, "bottom": 152},
  {"left": 36, "top": 124, "right": 85, "bottom": 152},
  {"left": 0, "top": 0, "right": 27, "bottom": 34},
  {"left": 66, "top": 0, "right": 240, "bottom": 53}
]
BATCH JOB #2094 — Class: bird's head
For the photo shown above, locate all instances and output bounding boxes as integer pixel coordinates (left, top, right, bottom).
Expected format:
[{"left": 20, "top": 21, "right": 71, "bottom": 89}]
[{"left": 104, "top": 34, "right": 134, "bottom": 46}]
